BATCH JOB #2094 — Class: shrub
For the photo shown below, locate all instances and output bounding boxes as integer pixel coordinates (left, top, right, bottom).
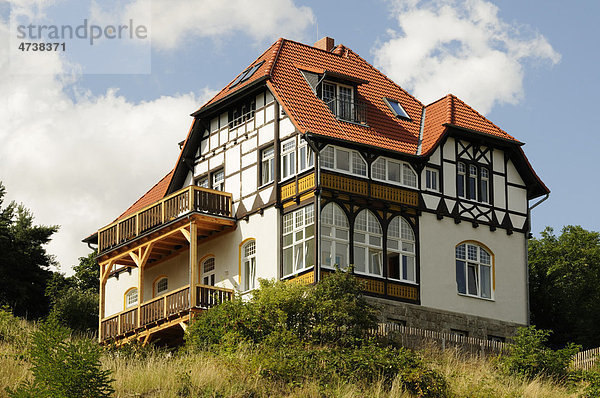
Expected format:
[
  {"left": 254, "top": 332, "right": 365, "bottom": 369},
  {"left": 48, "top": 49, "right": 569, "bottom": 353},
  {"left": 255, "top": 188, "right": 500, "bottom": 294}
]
[
  {"left": 49, "top": 288, "right": 98, "bottom": 333},
  {"left": 499, "top": 325, "right": 580, "bottom": 379},
  {"left": 582, "top": 370, "right": 600, "bottom": 398},
  {"left": 7, "top": 318, "right": 114, "bottom": 398}
]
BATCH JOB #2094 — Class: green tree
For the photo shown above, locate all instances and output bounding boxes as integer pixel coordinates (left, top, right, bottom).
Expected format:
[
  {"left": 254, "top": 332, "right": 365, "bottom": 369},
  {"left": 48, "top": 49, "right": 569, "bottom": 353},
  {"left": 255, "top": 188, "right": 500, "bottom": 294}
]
[
  {"left": 0, "top": 181, "right": 58, "bottom": 319},
  {"left": 529, "top": 226, "right": 600, "bottom": 348},
  {"left": 7, "top": 318, "right": 114, "bottom": 398}
]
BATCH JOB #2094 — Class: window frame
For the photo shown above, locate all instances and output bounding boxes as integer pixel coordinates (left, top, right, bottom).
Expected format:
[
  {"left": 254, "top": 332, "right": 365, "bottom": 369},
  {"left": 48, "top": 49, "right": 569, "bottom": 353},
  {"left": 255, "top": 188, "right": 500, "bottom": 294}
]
[
  {"left": 321, "top": 202, "right": 350, "bottom": 270},
  {"left": 201, "top": 256, "right": 216, "bottom": 286},
  {"left": 281, "top": 138, "right": 296, "bottom": 181},
  {"left": 242, "top": 240, "right": 257, "bottom": 292},
  {"left": 425, "top": 167, "right": 439, "bottom": 192},
  {"left": 320, "top": 145, "right": 367, "bottom": 177},
  {"left": 259, "top": 145, "right": 275, "bottom": 187},
  {"left": 154, "top": 276, "right": 168, "bottom": 297},
  {"left": 371, "top": 156, "right": 417, "bottom": 188},
  {"left": 282, "top": 205, "right": 315, "bottom": 278},
  {"left": 212, "top": 168, "right": 225, "bottom": 191},
  {"left": 455, "top": 242, "right": 494, "bottom": 300},
  {"left": 124, "top": 287, "right": 138, "bottom": 310},
  {"left": 386, "top": 216, "right": 417, "bottom": 284},
  {"left": 353, "top": 209, "right": 384, "bottom": 277},
  {"left": 456, "top": 161, "right": 490, "bottom": 203}
]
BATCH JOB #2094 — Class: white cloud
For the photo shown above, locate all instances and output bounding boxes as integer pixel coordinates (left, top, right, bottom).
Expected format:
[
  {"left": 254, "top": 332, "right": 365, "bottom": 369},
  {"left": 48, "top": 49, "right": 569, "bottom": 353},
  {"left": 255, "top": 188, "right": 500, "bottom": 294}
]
[
  {"left": 0, "top": 14, "right": 215, "bottom": 273},
  {"left": 126, "top": 0, "right": 315, "bottom": 50},
  {"left": 373, "top": 0, "right": 560, "bottom": 113}
]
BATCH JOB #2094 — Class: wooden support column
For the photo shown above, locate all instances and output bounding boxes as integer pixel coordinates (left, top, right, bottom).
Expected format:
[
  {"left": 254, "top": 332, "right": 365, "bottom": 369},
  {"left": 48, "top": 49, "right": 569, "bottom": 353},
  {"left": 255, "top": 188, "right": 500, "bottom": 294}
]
[
  {"left": 98, "top": 259, "right": 114, "bottom": 343},
  {"left": 189, "top": 221, "right": 198, "bottom": 309},
  {"left": 137, "top": 253, "right": 144, "bottom": 328}
]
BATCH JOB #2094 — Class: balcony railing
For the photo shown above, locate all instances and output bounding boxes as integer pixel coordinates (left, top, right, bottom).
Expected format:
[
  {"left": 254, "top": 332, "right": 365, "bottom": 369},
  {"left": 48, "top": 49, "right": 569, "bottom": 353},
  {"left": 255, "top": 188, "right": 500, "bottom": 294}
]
[
  {"left": 98, "top": 185, "right": 233, "bottom": 253},
  {"left": 100, "top": 284, "right": 234, "bottom": 342},
  {"left": 322, "top": 96, "right": 368, "bottom": 124}
]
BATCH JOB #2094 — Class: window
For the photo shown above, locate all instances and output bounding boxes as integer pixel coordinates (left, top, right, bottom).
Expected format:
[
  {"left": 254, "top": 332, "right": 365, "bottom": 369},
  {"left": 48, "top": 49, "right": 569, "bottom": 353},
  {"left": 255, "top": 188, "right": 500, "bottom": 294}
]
[
  {"left": 229, "top": 97, "right": 256, "bottom": 128},
  {"left": 353, "top": 210, "right": 383, "bottom": 276},
  {"left": 455, "top": 242, "right": 492, "bottom": 299},
  {"left": 387, "top": 216, "right": 416, "bottom": 283},
  {"left": 383, "top": 97, "right": 410, "bottom": 119},
  {"left": 125, "top": 288, "right": 138, "bottom": 309},
  {"left": 457, "top": 162, "right": 489, "bottom": 203},
  {"left": 321, "top": 82, "right": 358, "bottom": 122},
  {"left": 202, "top": 257, "right": 216, "bottom": 286},
  {"left": 282, "top": 206, "right": 315, "bottom": 277},
  {"left": 260, "top": 146, "right": 275, "bottom": 186},
  {"left": 320, "top": 145, "right": 367, "bottom": 177},
  {"left": 212, "top": 169, "right": 224, "bottom": 191},
  {"left": 372, "top": 157, "right": 417, "bottom": 188},
  {"left": 298, "top": 140, "right": 314, "bottom": 172},
  {"left": 321, "top": 203, "right": 349, "bottom": 269},
  {"left": 196, "top": 176, "right": 209, "bottom": 188},
  {"left": 155, "top": 277, "right": 168, "bottom": 296},
  {"left": 281, "top": 138, "right": 296, "bottom": 180},
  {"left": 425, "top": 168, "right": 439, "bottom": 191},
  {"left": 242, "top": 240, "right": 256, "bottom": 291}
]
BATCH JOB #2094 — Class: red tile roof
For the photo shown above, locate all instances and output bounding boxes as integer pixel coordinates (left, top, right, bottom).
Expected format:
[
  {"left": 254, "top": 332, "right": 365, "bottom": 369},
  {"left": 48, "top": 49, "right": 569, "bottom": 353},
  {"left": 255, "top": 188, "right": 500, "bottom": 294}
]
[
  {"left": 111, "top": 38, "right": 545, "bottom": 225},
  {"left": 117, "top": 170, "right": 173, "bottom": 220}
]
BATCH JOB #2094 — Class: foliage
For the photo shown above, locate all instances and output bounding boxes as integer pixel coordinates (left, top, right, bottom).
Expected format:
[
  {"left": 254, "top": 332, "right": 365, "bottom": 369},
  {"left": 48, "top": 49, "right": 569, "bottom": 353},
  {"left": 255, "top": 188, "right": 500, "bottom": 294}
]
[
  {"left": 582, "top": 370, "right": 600, "bottom": 398},
  {"left": 529, "top": 226, "right": 600, "bottom": 348},
  {"left": 0, "top": 307, "right": 29, "bottom": 351},
  {"left": 0, "top": 181, "right": 58, "bottom": 319},
  {"left": 186, "top": 269, "right": 378, "bottom": 349},
  {"left": 499, "top": 326, "right": 580, "bottom": 379},
  {"left": 6, "top": 318, "right": 114, "bottom": 398},
  {"left": 49, "top": 288, "right": 98, "bottom": 333}
]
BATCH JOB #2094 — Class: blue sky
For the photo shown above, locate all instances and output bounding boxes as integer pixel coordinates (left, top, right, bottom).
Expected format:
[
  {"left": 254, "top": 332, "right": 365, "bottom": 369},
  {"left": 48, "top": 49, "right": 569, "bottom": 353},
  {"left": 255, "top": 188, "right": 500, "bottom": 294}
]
[{"left": 0, "top": 0, "right": 597, "bottom": 272}]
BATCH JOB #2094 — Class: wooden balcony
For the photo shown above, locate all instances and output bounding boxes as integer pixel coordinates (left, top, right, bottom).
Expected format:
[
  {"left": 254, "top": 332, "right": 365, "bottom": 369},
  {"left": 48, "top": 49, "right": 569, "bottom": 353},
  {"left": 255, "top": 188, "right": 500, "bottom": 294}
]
[
  {"left": 100, "top": 284, "right": 234, "bottom": 344},
  {"left": 98, "top": 185, "right": 233, "bottom": 254}
]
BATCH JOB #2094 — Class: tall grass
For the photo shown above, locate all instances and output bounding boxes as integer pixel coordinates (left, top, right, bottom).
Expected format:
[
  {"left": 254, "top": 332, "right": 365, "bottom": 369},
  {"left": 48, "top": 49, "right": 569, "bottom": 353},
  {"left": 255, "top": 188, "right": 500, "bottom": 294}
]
[{"left": 0, "top": 315, "right": 589, "bottom": 397}]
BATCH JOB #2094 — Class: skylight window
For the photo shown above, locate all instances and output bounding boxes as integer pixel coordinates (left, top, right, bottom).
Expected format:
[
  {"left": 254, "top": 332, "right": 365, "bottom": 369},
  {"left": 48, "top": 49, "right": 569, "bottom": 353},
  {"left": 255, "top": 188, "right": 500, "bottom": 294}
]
[
  {"left": 229, "top": 61, "right": 265, "bottom": 89},
  {"left": 384, "top": 98, "right": 410, "bottom": 120}
]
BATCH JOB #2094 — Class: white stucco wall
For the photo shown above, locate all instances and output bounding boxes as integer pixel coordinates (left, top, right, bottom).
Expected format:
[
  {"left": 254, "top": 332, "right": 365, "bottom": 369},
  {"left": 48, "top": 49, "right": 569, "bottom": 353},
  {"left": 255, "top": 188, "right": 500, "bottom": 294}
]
[
  {"left": 104, "top": 266, "right": 138, "bottom": 317},
  {"left": 419, "top": 213, "right": 528, "bottom": 325}
]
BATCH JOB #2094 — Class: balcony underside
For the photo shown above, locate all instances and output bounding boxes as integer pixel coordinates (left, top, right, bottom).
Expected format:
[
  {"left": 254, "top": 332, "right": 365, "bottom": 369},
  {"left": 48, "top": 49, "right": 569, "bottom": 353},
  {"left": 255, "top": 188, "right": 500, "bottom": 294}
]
[{"left": 97, "top": 213, "right": 235, "bottom": 268}]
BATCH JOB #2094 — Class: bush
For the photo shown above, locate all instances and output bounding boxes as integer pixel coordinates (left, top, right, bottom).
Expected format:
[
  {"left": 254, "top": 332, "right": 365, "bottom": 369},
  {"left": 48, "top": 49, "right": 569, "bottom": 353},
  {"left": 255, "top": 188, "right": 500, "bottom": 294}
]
[
  {"left": 7, "top": 318, "right": 114, "bottom": 398},
  {"left": 186, "top": 269, "right": 378, "bottom": 350},
  {"left": 499, "top": 325, "right": 580, "bottom": 379},
  {"left": 49, "top": 288, "right": 98, "bottom": 333},
  {"left": 582, "top": 370, "right": 600, "bottom": 398}
]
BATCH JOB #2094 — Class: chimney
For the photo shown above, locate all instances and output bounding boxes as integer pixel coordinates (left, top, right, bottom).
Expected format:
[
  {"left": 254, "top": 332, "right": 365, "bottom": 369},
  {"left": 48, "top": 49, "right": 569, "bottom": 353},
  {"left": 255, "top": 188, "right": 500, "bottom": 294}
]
[{"left": 314, "top": 36, "right": 335, "bottom": 52}]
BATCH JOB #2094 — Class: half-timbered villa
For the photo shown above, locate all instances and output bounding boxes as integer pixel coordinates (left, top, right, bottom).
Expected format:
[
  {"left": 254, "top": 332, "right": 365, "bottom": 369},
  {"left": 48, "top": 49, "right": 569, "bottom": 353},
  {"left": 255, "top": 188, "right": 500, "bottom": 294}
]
[{"left": 85, "top": 37, "right": 549, "bottom": 345}]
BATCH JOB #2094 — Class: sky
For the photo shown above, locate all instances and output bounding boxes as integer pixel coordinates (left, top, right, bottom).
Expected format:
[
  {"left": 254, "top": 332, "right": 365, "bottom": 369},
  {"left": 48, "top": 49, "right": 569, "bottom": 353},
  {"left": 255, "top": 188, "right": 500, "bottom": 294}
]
[{"left": 0, "top": 0, "right": 598, "bottom": 275}]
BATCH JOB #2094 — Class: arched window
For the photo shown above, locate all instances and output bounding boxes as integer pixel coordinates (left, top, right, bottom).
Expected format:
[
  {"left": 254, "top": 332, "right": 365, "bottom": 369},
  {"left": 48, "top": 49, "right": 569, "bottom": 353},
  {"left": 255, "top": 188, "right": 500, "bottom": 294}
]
[
  {"left": 202, "top": 257, "right": 216, "bottom": 286},
  {"left": 387, "top": 216, "right": 416, "bottom": 282},
  {"left": 154, "top": 276, "right": 168, "bottom": 297},
  {"left": 321, "top": 203, "right": 349, "bottom": 269},
  {"left": 455, "top": 242, "right": 493, "bottom": 299},
  {"left": 124, "top": 288, "right": 138, "bottom": 309},
  {"left": 242, "top": 240, "right": 256, "bottom": 291},
  {"left": 353, "top": 210, "right": 383, "bottom": 276}
]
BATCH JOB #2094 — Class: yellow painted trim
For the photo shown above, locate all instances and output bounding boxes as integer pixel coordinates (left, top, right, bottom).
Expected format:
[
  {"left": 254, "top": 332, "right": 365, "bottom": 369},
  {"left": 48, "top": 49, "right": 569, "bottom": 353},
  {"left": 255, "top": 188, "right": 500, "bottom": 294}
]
[
  {"left": 198, "top": 253, "right": 215, "bottom": 282},
  {"left": 455, "top": 240, "right": 496, "bottom": 292},
  {"left": 238, "top": 238, "right": 256, "bottom": 286},
  {"left": 152, "top": 275, "right": 168, "bottom": 298},
  {"left": 123, "top": 287, "right": 138, "bottom": 311}
]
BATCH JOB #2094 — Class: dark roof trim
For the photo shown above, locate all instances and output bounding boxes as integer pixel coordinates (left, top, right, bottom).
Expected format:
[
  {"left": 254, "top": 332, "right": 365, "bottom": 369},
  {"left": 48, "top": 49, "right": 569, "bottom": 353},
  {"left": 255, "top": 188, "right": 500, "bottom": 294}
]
[
  {"left": 444, "top": 123, "right": 524, "bottom": 146},
  {"left": 191, "top": 75, "right": 269, "bottom": 117},
  {"left": 324, "top": 70, "right": 369, "bottom": 85}
]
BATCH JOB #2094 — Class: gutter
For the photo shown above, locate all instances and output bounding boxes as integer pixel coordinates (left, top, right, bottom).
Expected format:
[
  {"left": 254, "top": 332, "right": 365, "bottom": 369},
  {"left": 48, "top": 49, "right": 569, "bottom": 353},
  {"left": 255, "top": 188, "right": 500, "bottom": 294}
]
[
  {"left": 416, "top": 106, "right": 426, "bottom": 155},
  {"left": 528, "top": 193, "right": 549, "bottom": 211},
  {"left": 524, "top": 192, "right": 548, "bottom": 325}
]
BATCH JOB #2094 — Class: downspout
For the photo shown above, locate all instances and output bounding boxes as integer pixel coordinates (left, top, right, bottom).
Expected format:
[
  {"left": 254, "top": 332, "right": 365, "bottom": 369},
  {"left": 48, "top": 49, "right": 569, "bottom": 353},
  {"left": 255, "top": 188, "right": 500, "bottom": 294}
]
[
  {"left": 524, "top": 192, "right": 549, "bottom": 325},
  {"left": 416, "top": 106, "right": 426, "bottom": 155}
]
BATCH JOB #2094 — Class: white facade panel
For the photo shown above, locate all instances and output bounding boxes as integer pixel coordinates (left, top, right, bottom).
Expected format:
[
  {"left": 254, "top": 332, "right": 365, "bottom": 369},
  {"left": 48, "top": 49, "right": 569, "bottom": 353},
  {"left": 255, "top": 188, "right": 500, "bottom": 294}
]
[
  {"left": 508, "top": 186, "right": 527, "bottom": 214},
  {"left": 493, "top": 149, "right": 504, "bottom": 173},
  {"left": 280, "top": 117, "right": 295, "bottom": 139},
  {"left": 219, "top": 128, "right": 228, "bottom": 145},
  {"left": 428, "top": 148, "right": 441, "bottom": 165},
  {"left": 419, "top": 213, "right": 527, "bottom": 325},
  {"left": 226, "top": 144, "right": 241, "bottom": 174},
  {"left": 210, "top": 133, "right": 219, "bottom": 151},
  {"left": 104, "top": 267, "right": 138, "bottom": 317},
  {"left": 241, "top": 151, "right": 257, "bottom": 169},
  {"left": 510, "top": 214, "right": 527, "bottom": 230},
  {"left": 196, "top": 159, "right": 208, "bottom": 175},
  {"left": 265, "top": 103, "right": 275, "bottom": 122},
  {"left": 200, "top": 137, "right": 209, "bottom": 156},
  {"left": 258, "top": 123, "right": 275, "bottom": 146},
  {"left": 241, "top": 166, "right": 258, "bottom": 197},
  {"left": 422, "top": 193, "right": 439, "bottom": 210},
  {"left": 506, "top": 161, "right": 524, "bottom": 185},
  {"left": 220, "top": 112, "right": 228, "bottom": 128},
  {"left": 210, "top": 152, "right": 224, "bottom": 170},
  {"left": 241, "top": 135, "right": 257, "bottom": 154},
  {"left": 443, "top": 138, "right": 455, "bottom": 161},
  {"left": 255, "top": 108, "right": 264, "bottom": 127},
  {"left": 493, "top": 175, "right": 506, "bottom": 209},
  {"left": 226, "top": 174, "right": 241, "bottom": 201},
  {"left": 443, "top": 162, "right": 456, "bottom": 197},
  {"left": 259, "top": 187, "right": 273, "bottom": 204}
]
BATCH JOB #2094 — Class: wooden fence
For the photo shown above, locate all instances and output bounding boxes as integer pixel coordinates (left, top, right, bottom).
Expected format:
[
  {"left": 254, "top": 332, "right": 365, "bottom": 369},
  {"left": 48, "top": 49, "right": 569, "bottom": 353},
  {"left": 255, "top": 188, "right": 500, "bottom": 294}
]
[
  {"left": 572, "top": 347, "right": 600, "bottom": 371},
  {"left": 369, "top": 322, "right": 509, "bottom": 357}
]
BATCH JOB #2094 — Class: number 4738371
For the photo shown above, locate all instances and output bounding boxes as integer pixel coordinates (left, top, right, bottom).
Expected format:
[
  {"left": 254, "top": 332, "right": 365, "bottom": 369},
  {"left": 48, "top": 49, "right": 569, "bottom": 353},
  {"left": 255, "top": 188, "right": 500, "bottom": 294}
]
[{"left": 18, "top": 42, "right": 66, "bottom": 51}]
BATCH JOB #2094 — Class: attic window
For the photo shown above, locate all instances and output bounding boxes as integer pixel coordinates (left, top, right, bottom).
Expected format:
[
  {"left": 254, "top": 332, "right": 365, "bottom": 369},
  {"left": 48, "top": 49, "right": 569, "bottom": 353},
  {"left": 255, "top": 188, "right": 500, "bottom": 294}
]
[
  {"left": 229, "top": 61, "right": 265, "bottom": 89},
  {"left": 384, "top": 98, "right": 410, "bottom": 120}
]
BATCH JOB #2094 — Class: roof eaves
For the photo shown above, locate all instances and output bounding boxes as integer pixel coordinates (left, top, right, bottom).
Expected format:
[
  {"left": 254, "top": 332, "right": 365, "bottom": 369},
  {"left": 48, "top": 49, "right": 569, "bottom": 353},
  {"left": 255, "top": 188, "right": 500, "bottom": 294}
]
[{"left": 444, "top": 123, "right": 524, "bottom": 146}]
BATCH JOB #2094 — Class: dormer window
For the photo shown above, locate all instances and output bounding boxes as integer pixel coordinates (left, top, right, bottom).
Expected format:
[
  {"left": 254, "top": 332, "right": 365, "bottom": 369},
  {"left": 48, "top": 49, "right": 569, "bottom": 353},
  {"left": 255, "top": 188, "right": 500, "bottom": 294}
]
[{"left": 319, "top": 81, "right": 367, "bottom": 124}]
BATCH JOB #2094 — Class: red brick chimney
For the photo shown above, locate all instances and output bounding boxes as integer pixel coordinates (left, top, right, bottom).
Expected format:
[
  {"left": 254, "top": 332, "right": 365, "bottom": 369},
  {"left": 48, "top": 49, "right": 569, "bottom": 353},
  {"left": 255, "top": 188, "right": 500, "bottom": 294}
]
[{"left": 314, "top": 37, "right": 335, "bottom": 52}]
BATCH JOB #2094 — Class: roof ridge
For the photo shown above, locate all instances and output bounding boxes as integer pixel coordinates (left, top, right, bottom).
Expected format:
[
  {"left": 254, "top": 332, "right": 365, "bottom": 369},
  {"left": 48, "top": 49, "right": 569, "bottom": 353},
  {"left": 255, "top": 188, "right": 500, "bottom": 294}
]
[{"left": 268, "top": 37, "right": 285, "bottom": 76}]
